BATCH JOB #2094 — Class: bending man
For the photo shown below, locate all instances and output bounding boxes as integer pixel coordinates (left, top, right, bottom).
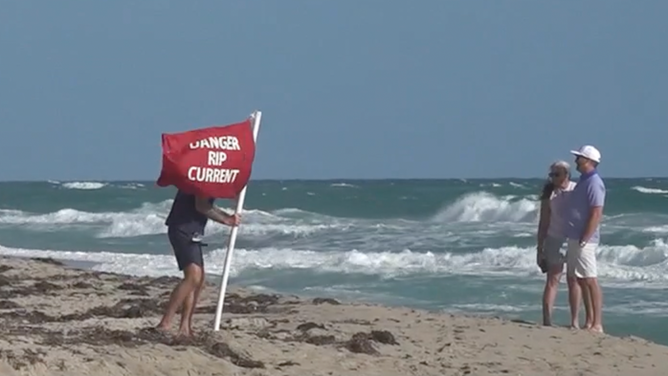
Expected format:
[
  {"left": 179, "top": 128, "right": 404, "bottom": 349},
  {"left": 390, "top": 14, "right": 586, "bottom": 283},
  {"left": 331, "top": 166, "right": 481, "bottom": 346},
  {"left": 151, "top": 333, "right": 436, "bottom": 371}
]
[{"left": 156, "top": 190, "right": 240, "bottom": 338}]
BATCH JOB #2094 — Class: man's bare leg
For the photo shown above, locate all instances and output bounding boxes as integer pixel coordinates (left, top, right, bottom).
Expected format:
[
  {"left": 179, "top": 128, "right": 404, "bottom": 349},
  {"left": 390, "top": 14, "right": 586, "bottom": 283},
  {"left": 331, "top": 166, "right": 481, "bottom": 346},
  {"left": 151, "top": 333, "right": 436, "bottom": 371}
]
[
  {"left": 542, "top": 269, "right": 562, "bottom": 326},
  {"left": 157, "top": 264, "right": 202, "bottom": 333},
  {"left": 176, "top": 290, "right": 195, "bottom": 337},
  {"left": 578, "top": 278, "right": 594, "bottom": 329},
  {"left": 176, "top": 265, "right": 203, "bottom": 337},
  {"left": 186, "top": 277, "right": 206, "bottom": 335},
  {"left": 567, "top": 276, "right": 581, "bottom": 328},
  {"left": 586, "top": 278, "right": 604, "bottom": 333}
]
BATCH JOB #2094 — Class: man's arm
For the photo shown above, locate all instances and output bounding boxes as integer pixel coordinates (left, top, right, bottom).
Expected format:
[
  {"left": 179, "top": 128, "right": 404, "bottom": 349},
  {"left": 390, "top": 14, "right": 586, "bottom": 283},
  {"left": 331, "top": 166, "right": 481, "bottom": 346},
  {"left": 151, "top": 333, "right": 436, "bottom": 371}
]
[
  {"left": 580, "top": 181, "right": 605, "bottom": 244},
  {"left": 194, "top": 197, "right": 240, "bottom": 226}
]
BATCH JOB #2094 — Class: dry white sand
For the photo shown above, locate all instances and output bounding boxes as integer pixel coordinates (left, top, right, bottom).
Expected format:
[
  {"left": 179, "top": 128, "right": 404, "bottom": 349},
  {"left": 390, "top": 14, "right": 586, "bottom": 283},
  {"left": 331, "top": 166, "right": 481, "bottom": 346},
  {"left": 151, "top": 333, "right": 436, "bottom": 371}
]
[{"left": 1, "top": 255, "right": 667, "bottom": 376}]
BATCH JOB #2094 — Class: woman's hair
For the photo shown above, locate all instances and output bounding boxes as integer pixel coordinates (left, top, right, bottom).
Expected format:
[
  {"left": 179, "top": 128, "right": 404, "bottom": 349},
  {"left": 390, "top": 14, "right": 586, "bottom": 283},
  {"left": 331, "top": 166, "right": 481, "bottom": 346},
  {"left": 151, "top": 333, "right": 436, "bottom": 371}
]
[
  {"left": 540, "top": 160, "right": 570, "bottom": 200},
  {"left": 540, "top": 180, "right": 555, "bottom": 200},
  {"left": 550, "top": 160, "right": 571, "bottom": 175}
]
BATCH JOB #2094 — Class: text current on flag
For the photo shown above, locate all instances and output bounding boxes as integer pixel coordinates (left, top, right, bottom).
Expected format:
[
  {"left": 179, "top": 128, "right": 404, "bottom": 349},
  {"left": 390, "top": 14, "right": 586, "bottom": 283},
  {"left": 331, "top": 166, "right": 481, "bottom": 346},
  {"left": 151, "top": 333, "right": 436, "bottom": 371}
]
[{"left": 156, "top": 118, "right": 257, "bottom": 199}]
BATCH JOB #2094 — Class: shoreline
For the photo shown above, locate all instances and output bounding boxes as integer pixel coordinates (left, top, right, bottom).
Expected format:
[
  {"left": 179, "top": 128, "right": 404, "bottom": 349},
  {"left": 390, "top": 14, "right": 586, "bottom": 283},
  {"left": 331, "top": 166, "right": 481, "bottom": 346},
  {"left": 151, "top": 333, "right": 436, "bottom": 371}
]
[
  {"left": 58, "top": 257, "right": 658, "bottom": 344},
  {"left": 1, "top": 256, "right": 667, "bottom": 376}
]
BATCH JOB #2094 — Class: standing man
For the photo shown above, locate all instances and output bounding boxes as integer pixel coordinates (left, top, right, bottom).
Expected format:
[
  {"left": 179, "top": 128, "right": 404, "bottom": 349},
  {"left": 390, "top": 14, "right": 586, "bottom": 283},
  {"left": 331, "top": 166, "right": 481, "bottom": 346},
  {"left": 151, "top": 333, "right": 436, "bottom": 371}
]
[
  {"left": 565, "top": 145, "right": 605, "bottom": 333},
  {"left": 156, "top": 190, "right": 240, "bottom": 338}
]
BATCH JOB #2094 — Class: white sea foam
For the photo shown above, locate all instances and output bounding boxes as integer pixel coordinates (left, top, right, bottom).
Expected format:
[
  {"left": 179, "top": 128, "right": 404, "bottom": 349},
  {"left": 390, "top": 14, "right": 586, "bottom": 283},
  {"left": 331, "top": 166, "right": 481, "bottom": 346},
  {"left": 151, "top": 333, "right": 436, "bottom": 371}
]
[
  {"left": 60, "top": 181, "right": 107, "bottom": 190},
  {"left": 1, "top": 238, "right": 667, "bottom": 285},
  {"left": 643, "top": 225, "right": 668, "bottom": 234},
  {"left": 0, "top": 201, "right": 347, "bottom": 238},
  {"left": 631, "top": 186, "right": 668, "bottom": 194},
  {"left": 0, "top": 191, "right": 658, "bottom": 242},
  {"left": 432, "top": 192, "right": 538, "bottom": 222},
  {"left": 330, "top": 183, "right": 358, "bottom": 188}
]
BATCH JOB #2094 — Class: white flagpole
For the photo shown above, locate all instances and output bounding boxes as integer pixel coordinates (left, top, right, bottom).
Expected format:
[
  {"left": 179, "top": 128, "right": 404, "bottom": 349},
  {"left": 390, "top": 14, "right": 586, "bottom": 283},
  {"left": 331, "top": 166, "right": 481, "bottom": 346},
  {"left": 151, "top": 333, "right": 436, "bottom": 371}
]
[{"left": 213, "top": 110, "right": 262, "bottom": 331}]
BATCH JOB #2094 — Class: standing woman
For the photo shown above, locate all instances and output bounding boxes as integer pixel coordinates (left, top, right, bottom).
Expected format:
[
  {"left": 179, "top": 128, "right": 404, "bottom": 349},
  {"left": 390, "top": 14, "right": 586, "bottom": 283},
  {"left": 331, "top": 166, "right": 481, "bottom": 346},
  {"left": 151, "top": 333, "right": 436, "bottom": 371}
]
[{"left": 536, "top": 160, "right": 577, "bottom": 326}]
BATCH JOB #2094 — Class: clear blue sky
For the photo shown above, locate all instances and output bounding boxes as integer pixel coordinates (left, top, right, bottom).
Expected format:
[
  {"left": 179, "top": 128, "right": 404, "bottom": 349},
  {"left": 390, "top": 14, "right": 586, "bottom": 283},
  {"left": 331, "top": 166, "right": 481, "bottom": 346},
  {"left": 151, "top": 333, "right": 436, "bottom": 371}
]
[{"left": 1, "top": 1, "right": 666, "bottom": 180}]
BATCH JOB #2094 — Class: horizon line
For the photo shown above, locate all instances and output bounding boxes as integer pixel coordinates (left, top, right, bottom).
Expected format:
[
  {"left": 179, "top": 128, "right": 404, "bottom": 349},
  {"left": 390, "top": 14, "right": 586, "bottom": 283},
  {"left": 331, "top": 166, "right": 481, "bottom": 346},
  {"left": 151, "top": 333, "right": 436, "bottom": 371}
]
[{"left": 0, "top": 176, "right": 665, "bottom": 183}]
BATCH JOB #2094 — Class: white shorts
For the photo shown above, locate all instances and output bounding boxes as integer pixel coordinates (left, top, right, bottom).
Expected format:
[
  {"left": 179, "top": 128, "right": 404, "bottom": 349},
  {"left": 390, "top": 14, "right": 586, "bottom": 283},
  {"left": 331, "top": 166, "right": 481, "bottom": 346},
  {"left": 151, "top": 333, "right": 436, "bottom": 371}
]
[
  {"left": 566, "top": 239, "right": 598, "bottom": 278},
  {"left": 543, "top": 235, "right": 566, "bottom": 269}
]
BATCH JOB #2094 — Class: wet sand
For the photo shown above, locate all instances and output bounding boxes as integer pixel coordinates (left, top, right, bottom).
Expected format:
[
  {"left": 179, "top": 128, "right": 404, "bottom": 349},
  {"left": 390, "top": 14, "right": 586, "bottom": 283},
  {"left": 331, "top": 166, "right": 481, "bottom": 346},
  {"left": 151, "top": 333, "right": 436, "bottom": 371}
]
[{"left": 0, "top": 255, "right": 666, "bottom": 376}]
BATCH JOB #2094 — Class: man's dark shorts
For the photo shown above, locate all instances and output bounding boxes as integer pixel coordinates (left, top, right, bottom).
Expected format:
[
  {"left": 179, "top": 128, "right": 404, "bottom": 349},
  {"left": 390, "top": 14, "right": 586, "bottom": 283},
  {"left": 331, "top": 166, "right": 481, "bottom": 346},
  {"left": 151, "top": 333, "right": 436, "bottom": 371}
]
[{"left": 167, "top": 225, "right": 204, "bottom": 271}]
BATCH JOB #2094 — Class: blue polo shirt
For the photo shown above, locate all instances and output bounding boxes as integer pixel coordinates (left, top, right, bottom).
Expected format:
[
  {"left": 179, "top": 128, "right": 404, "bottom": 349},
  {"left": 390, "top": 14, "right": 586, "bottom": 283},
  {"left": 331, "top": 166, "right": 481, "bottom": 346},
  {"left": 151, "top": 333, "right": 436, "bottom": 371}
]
[{"left": 565, "top": 170, "right": 606, "bottom": 243}]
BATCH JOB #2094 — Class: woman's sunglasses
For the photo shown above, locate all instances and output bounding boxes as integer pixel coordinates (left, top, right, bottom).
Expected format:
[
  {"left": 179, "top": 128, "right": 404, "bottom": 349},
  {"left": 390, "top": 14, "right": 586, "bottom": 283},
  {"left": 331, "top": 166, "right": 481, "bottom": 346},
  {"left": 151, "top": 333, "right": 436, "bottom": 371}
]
[{"left": 549, "top": 172, "right": 562, "bottom": 178}]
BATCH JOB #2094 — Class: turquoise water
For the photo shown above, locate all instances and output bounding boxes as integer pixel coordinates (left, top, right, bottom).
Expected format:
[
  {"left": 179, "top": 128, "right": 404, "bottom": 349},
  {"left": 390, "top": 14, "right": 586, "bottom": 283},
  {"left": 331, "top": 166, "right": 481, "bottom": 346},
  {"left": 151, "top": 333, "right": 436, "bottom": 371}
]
[{"left": 1, "top": 178, "right": 668, "bottom": 343}]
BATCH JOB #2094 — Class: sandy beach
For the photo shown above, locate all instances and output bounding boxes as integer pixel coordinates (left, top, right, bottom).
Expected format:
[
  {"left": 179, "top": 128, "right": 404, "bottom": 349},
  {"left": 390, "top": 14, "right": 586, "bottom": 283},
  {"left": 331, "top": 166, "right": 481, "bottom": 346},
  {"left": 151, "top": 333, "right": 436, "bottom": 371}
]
[{"left": 0, "top": 256, "right": 665, "bottom": 376}]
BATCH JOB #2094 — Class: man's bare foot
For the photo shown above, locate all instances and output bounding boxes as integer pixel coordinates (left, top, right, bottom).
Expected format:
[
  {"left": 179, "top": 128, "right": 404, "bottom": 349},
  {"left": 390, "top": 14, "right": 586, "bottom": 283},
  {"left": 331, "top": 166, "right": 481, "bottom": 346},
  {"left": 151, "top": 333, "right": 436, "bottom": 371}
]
[
  {"left": 176, "top": 328, "right": 192, "bottom": 338},
  {"left": 155, "top": 323, "right": 171, "bottom": 332},
  {"left": 583, "top": 323, "right": 593, "bottom": 330},
  {"left": 588, "top": 325, "right": 604, "bottom": 334},
  {"left": 171, "top": 332, "right": 195, "bottom": 346},
  {"left": 156, "top": 317, "right": 172, "bottom": 331},
  {"left": 139, "top": 326, "right": 171, "bottom": 340}
]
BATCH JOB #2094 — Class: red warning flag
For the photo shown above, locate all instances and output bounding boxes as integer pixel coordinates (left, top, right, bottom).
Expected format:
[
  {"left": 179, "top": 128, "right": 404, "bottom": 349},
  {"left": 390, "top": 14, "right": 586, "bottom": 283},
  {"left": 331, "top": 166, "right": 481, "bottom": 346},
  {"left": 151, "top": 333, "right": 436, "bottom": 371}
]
[{"left": 156, "top": 118, "right": 256, "bottom": 198}]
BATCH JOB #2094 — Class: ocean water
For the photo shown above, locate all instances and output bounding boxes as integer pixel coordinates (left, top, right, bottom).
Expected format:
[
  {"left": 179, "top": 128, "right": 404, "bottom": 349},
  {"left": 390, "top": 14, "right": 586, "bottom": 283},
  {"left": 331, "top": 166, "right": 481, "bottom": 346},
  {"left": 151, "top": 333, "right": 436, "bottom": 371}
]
[{"left": 1, "top": 179, "right": 668, "bottom": 343}]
